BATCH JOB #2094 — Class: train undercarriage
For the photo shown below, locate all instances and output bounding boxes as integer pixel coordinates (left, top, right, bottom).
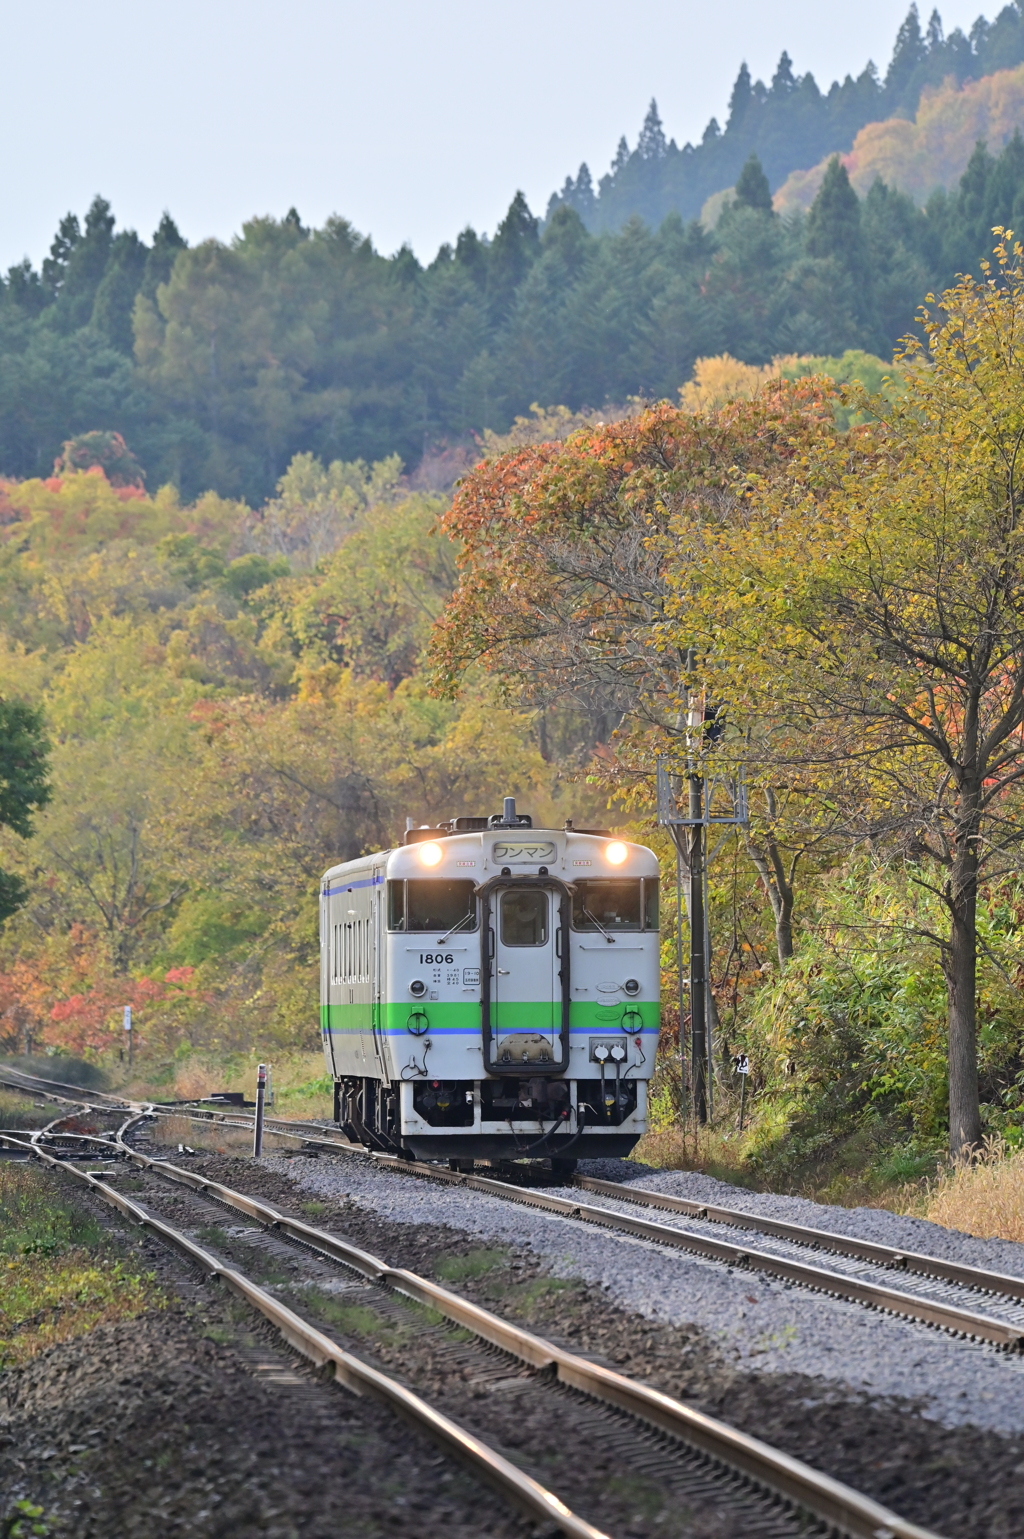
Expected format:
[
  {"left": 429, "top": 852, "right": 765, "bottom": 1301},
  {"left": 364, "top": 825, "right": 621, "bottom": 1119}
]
[{"left": 333, "top": 1073, "right": 643, "bottom": 1169}]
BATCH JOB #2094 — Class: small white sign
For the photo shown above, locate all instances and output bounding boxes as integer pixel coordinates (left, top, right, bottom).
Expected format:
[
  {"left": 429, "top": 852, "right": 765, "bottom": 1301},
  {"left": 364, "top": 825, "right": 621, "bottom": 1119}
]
[
  {"left": 123, "top": 1006, "right": 132, "bottom": 1032},
  {"left": 463, "top": 967, "right": 481, "bottom": 985},
  {"left": 733, "top": 1053, "right": 749, "bottom": 1075}
]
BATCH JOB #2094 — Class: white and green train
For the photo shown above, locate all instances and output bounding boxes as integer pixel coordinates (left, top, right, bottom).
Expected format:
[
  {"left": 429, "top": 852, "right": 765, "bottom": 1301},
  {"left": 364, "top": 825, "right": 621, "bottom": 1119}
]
[{"left": 319, "top": 799, "right": 660, "bottom": 1172}]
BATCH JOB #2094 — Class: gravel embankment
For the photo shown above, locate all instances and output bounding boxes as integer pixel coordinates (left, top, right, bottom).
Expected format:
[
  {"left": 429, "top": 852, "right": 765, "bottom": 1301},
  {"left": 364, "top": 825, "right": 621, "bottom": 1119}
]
[
  {"left": 548, "top": 1172, "right": 1024, "bottom": 1333},
  {"left": 0, "top": 1169, "right": 531, "bottom": 1539},
  {"left": 265, "top": 1151, "right": 1024, "bottom": 1436},
  {"left": 586, "top": 1160, "right": 1024, "bottom": 1275}
]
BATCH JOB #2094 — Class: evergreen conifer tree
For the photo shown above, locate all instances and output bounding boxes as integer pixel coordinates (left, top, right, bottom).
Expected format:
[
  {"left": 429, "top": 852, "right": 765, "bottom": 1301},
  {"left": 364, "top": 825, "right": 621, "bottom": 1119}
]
[
  {"left": 885, "top": 4, "right": 926, "bottom": 109},
  {"left": 142, "top": 213, "right": 187, "bottom": 299},
  {"left": 727, "top": 63, "right": 753, "bottom": 130},
  {"left": 487, "top": 192, "right": 539, "bottom": 320},
  {"left": 806, "top": 157, "right": 865, "bottom": 266},
  {"left": 455, "top": 227, "right": 487, "bottom": 286},
  {"left": 41, "top": 213, "right": 80, "bottom": 299},
  {"left": 734, "top": 154, "right": 773, "bottom": 212},
  {"left": 637, "top": 100, "right": 667, "bottom": 160},
  {"left": 771, "top": 51, "right": 796, "bottom": 96}
]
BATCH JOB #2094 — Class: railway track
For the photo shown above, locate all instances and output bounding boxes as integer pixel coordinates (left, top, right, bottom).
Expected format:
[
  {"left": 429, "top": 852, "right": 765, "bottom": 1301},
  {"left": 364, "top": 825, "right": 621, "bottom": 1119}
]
[
  {"left": 0, "top": 1088, "right": 941, "bottom": 1539},
  {"left": 6, "top": 1063, "right": 1024, "bottom": 1352},
  {"left": 379, "top": 1158, "right": 1024, "bottom": 1351},
  {"left": 5, "top": 1119, "right": 609, "bottom": 1539}
]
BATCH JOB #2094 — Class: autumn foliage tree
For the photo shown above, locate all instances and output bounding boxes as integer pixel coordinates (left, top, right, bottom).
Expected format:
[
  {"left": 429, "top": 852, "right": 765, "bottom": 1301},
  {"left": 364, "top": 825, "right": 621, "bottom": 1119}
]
[
  {"left": 432, "top": 387, "right": 841, "bottom": 959},
  {"left": 685, "top": 234, "right": 1024, "bottom": 1156},
  {"left": 433, "top": 392, "right": 836, "bottom": 725}
]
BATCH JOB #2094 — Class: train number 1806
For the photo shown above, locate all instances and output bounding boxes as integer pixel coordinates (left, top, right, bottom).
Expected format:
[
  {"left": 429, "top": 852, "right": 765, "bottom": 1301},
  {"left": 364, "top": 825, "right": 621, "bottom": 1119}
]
[{"left": 419, "top": 953, "right": 454, "bottom": 964}]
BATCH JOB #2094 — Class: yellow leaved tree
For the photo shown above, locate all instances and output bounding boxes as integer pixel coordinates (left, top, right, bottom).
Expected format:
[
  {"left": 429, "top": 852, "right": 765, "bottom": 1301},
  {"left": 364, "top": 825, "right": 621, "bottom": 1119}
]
[{"left": 681, "top": 234, "right": 1024, "bottom": 1157}]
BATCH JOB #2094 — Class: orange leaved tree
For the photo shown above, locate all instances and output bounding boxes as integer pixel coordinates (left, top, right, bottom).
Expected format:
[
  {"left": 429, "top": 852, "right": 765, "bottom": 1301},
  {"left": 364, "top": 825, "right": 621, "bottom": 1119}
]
[{"left": 432, "top": 388, "right": 842, "bottom": 964}]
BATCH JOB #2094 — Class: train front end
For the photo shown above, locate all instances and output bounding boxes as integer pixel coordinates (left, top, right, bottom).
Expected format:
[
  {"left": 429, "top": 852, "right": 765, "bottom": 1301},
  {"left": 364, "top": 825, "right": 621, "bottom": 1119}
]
[{"left": 320, "top": 802, "right": 660, "bottom": 1168}]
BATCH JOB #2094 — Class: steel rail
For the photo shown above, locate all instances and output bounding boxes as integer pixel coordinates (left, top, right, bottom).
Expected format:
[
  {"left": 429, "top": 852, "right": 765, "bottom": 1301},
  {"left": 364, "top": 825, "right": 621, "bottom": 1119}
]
[
  {"left": 0, "top": 1066, "right": 358, "bottom": 1154},
  {"left": 13, "top": 1068, "right": 1024, "bottom": 1347},
  {"left": 0, "top": 1065, "right": 129, "bottom": 1106},
  {"left": 124, "top": 1112, "right": 1024, "bottom": 1312},
  {"left": 4, "top": 1131, "right": 610, "bottom": 1539},
  {"left": 96, "top": 1120, "right": 940, "bottom": 1539},
  {"left": 574, "top": 1175, "right": 1024, "bottom": 1303},
  {"left": 378, "top": 1159, "right": 1024, "bottom": 1351}
]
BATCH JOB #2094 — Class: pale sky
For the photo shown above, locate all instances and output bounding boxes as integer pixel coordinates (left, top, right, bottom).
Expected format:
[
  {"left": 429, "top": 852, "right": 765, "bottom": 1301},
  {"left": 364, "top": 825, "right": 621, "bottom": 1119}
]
[{"left": 0, "top": 1, "right": 1002, "bottom": 271}]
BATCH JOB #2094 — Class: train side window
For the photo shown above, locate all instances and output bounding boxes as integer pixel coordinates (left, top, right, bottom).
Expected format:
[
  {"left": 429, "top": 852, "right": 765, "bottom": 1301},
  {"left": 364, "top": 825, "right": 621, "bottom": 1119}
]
[
  {"left": 571, "top": 879, "right": 643, "bottom": 931},
  {"left": 643, "top": 878, "right": 660, "bottom": 931},
  {"left": 387, "top": 881, "right": 406, "bottom": 930}
]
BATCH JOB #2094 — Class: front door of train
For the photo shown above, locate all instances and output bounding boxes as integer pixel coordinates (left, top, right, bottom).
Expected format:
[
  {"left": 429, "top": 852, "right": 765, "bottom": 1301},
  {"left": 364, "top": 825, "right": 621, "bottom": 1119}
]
[{"left": 490, "top": 886, "right": 559, "bottom": 1069}]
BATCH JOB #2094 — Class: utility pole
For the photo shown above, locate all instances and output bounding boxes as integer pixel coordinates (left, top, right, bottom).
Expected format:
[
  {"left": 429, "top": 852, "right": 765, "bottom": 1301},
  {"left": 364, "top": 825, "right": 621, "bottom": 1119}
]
[
  {"left": 657, "top": 676, "right": 746, "bottom": 1134},
  {"left": 686, "top": 650, "right": 707, "bottom": 1125},
  {"left": 674, "top": 842, "right": 687, "bottom": 1129}
]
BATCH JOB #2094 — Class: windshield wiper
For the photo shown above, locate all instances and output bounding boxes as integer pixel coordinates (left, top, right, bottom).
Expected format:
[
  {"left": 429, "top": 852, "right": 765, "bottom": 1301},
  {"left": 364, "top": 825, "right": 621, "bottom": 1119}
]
[
  {"left": 582, "top": 905, "right": 615, "bottom": 944},
  {"left": 435, "top": 909, "right": 475, "bottom": 946}
]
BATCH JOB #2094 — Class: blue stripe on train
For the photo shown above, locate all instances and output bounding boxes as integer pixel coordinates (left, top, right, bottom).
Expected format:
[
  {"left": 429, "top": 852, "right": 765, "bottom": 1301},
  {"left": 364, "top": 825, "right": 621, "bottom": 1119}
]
[{"left": 323, "top": 873, "right": 384, "bottom": 896}]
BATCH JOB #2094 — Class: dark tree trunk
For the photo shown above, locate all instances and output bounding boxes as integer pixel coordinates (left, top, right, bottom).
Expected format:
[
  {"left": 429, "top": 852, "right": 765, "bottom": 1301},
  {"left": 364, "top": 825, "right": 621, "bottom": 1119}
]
[
  {"left": 745, "top": 830, "right": 795, "bottom": 966},
  {"left": 945, "top": 844, "right": 982, "bottom": 1158}
]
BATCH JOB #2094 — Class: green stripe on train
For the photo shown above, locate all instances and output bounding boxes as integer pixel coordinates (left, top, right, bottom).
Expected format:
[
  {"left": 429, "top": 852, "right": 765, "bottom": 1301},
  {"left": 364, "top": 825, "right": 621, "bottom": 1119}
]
[{"left": 320, "top": 999, "right": 660, "bottom": 1035}]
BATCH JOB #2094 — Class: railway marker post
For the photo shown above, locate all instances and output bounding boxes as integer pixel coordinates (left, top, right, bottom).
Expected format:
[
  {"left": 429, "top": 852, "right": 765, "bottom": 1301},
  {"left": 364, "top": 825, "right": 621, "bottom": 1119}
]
[
  {"left": 253, "top": 1063, "right": 267, "bottom": 1157},
  {"left": 733, "top": 1053, "right": 749, "bottom": 1130},
  {"left": 123, "top": 1005, "right": 133, "bottom": 1069}
]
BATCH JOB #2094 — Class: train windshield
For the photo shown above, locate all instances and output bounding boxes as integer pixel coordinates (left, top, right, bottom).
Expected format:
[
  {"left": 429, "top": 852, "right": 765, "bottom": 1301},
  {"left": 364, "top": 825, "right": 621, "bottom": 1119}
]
[
  {"left": 572, "top": 878, "right": 659, "bottom": 932},
  {"left": 388, "top": 879, "right": 478, "bottom": 932}
]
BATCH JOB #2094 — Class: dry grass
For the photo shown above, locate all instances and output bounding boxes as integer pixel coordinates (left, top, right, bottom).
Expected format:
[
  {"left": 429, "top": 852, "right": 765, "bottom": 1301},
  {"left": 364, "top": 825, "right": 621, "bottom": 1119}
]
[
  {"left": 918, "top": 1142, "right": 1024, "bottom": 1243},
  {"left": 133, "top": 1050, "right": 334, "bottom": 1121},
  {"left": 629, "top": 1121, "right": 755, "bottom": 1186},
  {"left": 0, "top": 1088, "right": 53, "bottom": 1132},
  {"left": 154, "top": 1111, "right": 264, "bottom": 1157},
  {"left": 153, "top": 1108, "right": 319, "bottom": 1158},
  {"left": 0, "top": 1250, "right": 156, "bottom": 1368},
  {"left": 0, "top": 1163, "right": 161, "bottom": 1369},
  {"left": 170, "top": 1060, "right": 223, "bottom": 1101}
]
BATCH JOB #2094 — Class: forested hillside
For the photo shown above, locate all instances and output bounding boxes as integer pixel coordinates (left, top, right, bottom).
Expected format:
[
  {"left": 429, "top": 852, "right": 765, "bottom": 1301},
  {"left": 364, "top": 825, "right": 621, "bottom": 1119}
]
[
  {"left": 550, "top": 2, "right": 1024, "bottom": 229},
  {"left": 775, "top": 58, "right": 1024, "bottom": 211},
  {"left": 6, "top": 125, "right": 1024, "bottom": 503},
  {"left": 0, "top": 450, "right": 607, "bottom": 1064}
]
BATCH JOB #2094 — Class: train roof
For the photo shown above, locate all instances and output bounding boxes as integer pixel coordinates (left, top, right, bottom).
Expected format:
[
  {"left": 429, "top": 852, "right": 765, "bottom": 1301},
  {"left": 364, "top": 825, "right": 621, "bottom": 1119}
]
[{"left": 321, "top": 804, "right": 658, "bottom": 885}]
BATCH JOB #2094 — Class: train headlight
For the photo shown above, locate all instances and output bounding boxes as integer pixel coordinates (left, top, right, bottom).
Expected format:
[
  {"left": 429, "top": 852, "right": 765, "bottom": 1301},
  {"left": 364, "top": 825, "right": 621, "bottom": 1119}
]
[
  {"left": 419, "top": 841, "right": 443, "bottom": 866},
  {"left": 410, "top": 979, "right": 427, "bottom": 997},
  {"left": 606, "top": 841, "right": 628, "bottom": 865},
  {"left": 623, "top": 978, "right": 640, "bottom": 996}
]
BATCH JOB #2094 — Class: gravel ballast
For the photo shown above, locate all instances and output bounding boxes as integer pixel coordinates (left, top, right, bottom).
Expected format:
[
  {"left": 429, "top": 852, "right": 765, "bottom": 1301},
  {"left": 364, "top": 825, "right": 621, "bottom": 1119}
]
[
  {"left": 590, "top": 1160, "right": 1024, "bottom": 1276},
  {"left": 0, "top": 1167, "right": 534, "bottom": 1539},
  {"left": 264, "top": 1151, "right": 1024, "bottom": 1438},
  {"left": 132, "top": 1140, "right": 1024, "bottom": 1538}
]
